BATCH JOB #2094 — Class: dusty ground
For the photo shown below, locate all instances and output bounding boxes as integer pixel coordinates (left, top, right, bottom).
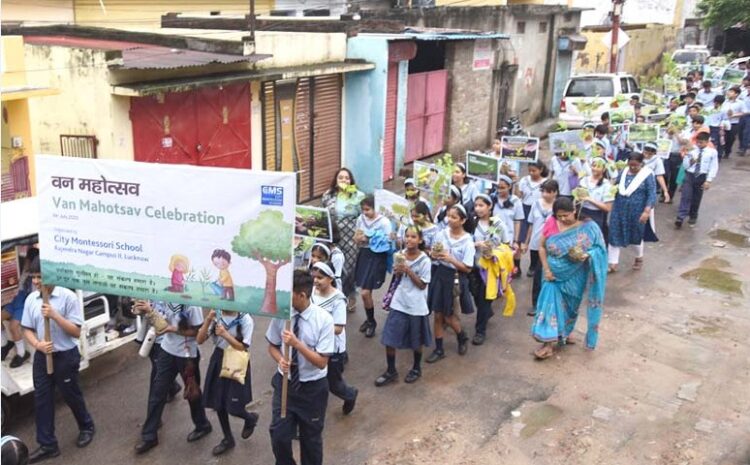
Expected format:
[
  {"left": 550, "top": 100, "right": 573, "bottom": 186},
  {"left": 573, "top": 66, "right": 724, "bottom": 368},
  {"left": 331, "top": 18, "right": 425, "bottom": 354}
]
[{"left": 3, "top": 157, "right": 750, "bottom": 465}]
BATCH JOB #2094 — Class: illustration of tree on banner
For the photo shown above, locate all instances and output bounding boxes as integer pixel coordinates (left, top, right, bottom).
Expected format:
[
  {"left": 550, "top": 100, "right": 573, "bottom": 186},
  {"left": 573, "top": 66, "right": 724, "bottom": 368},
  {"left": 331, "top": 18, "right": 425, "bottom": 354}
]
[{"left": 232, "top": 210, "right": 293, "bottom": 314}]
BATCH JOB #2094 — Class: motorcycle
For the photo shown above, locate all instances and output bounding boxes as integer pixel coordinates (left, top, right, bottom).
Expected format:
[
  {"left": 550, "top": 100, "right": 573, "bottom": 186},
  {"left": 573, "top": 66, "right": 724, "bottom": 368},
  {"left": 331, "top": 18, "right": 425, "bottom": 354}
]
[{"left": 497, "top": 114, "right": 530, "bottom": 138}]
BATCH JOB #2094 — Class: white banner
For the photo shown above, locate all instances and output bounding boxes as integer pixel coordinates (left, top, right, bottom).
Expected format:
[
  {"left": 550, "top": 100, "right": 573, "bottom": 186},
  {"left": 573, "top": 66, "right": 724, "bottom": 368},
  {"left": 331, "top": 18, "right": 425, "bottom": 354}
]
[{"left": 37, "top": 155, "right": 296, "bottom": 319}]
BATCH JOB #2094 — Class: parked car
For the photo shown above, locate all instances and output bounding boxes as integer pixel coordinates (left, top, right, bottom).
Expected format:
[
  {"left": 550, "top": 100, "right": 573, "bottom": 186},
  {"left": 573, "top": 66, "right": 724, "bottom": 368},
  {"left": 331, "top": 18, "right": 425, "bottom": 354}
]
[
  {"left": 559, "top": 73, "right": 640, "bottom": 128},
  {"left": 672, "top": 47, "right": 710, "bottom": 77}
]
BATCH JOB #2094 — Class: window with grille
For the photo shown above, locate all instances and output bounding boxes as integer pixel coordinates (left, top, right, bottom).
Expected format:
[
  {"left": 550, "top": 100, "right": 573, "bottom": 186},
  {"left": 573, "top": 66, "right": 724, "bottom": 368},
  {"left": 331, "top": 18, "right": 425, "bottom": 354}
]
[{"left": 60, "top": 135, "right": 98, "bottom": 158}]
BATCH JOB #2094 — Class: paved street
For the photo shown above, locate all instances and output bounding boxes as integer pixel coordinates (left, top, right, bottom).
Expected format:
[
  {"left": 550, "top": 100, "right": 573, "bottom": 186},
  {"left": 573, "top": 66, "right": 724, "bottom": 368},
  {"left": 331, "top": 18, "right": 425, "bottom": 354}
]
[{"left": 4, "top": 157, "right": 750, "bottom": 465}]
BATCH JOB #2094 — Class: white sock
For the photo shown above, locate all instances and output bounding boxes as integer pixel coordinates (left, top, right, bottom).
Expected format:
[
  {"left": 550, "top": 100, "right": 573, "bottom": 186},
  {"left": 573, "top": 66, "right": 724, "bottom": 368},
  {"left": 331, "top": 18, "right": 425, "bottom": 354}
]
[{"left": 15, "top": 340, "right": 25, "bottom": 357}]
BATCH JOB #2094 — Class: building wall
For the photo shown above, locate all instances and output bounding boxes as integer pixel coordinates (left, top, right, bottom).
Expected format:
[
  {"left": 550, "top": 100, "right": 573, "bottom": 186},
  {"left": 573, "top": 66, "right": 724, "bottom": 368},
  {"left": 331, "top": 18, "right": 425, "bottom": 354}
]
[
  {"left": 2, "top": 1, "right": 74, "bottom": 24},
  {"left": 2, "top": 36, "right": 28, "bottom": 88},
  {"left": 436, "top": 0, "right": 507, "bottom": 6},
  {"left": 254, "top": 32, "right": 348, "bottom": 69},
  {"left": 344, "top": 37, "right": 389, "bottom": 193},
  {"left": 23, "top": 44, "right": 134, "bottom": 161},
  {"left": 444, "top": 40, "right": 495, "bottom": 156},
  {"left": 74, "top": 0, "right": 272, "bottom": 27},
  {"left": 576, "top": 24, "right": 678, "bottom": 77}
]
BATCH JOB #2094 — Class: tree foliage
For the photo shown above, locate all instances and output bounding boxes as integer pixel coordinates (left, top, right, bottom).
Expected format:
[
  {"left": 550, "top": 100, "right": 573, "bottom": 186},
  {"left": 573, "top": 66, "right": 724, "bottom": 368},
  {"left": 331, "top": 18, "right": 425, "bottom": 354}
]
[
  {"left": 697, "top": 0, "right": 750, "bottom": 29},
  {"left": 232, "top": 210, "right": 293, "bottom": 264}
]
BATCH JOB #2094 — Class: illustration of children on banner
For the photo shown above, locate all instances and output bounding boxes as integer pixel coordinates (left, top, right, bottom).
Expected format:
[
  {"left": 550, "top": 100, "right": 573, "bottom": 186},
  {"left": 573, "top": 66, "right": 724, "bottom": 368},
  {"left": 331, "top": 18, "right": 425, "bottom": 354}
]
[
  {"left": 166, "top": 254, "right": 190, "bottom": 293},
  {"left": 211, "top": 249, "right": 235, "bottom": 301}
]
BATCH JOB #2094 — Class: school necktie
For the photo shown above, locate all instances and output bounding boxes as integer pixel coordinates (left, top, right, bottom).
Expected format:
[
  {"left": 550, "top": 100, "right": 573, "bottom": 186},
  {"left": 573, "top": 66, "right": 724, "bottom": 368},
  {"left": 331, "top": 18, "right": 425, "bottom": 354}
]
[
  {"left": 694, "top": 148, "right": 703, "bottom": 175},
  {"left": 289, "top": 314, "right": 301, "bottom": 390}
]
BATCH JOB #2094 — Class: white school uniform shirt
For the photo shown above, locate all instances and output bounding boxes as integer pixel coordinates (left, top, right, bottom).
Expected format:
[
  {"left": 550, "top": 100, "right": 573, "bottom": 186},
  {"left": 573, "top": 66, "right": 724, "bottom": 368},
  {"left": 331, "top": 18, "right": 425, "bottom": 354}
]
[
  {"left": 550, "top": 156, "right": 585, "bottom": 196},
  {"left": 311, "top": 289, "right": 347, "bottom": 354},
  {"left": 432, "top": 229, "right": 475, "bottom": 270},
  {"left": 355, "top": 214, "right": 392, "bottom": 249},
  {"left": 389, "top": 251, "right": 431, "bottom": 316},
  {"left": 157, "top": 303, "right": 204, "bottom": 358},
  {"left": 458, "top": 182, "right": 479, "bottom": 205},
  {"left": 705, "top": 106, "right": 727, "bottom": 128},
  {"left": 726, "top": 99, "right": 744, "bottom": 124},
  {"left": 643, "top": 156, "right": 666, "bottom": 177},
  {"left": 579, "top": 176, "right": 615, "bottom": 211},
  {"left": 492, "top": 195, "right": 524, "bottom": 243},
  {"left": 695, "top": 90, "right": 717, "bottom": 106},
  {"left": 683, "top": 146, "right": 719, "bottom": 182},
  {"left": 397, "top": 222, "right": 440, "bottom": 249},
  {"left": 526, "top": 199, "right": 553, "bottom": 251},
  {"left": 22, "top": 286, "right": 82, "bottom": 352},
  {"left": 473, "top": 216, "right": 507, "bottom": 250},
  {"left": 209, "top": 313, "right": 253, "bottom": 350},
  {"left": 266, "top": 304, "right": 334, "bottom": 382},
  {"left": 517, "top": 176, "right": 546, "bottom": 206},
  {"left": 330, "top": 248, "right": 345, "bottom": 290}
]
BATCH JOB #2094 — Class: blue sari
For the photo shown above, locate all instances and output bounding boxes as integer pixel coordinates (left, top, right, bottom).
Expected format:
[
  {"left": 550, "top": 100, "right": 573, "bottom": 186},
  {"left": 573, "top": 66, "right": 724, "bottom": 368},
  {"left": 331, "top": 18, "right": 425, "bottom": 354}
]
[{"left": 531, "top": 220, "right": 608, "bottom": 349}]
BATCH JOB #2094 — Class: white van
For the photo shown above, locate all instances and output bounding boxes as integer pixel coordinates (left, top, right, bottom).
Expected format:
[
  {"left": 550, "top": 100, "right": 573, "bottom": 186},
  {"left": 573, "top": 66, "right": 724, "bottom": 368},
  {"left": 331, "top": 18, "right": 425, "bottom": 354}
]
[
  {"left": 1, "top": 197, "right": 140, "bottom": 428},
  {"left": 559, "top": 73, "right": 640, "bottom": 128}
]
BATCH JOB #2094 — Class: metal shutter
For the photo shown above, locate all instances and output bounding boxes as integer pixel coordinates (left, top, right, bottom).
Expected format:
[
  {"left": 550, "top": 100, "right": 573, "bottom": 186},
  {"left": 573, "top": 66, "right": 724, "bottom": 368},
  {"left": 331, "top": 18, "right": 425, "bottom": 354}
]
[
  {"left": 311, "top": 74, "right": 342, "bottom": 198},
  {"left": 262, "top": 81, "right": 277, "bottom": 171},
  {"left": 294, "top": 78, "right": 312, "bottom": 202},
  {"left": 383, "top": 63, "right": 398, "bottom": 181}
]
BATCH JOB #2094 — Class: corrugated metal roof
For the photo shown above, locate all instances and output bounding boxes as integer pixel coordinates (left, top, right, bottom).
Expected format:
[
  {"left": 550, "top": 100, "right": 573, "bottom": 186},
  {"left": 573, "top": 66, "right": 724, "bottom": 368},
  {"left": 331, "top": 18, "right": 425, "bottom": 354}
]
[
  {"left": 23, "top": 35, "right": 269, "bottom": 70},
  {"left": 402, "top": 27, "right": 509, "bottom": 41}
]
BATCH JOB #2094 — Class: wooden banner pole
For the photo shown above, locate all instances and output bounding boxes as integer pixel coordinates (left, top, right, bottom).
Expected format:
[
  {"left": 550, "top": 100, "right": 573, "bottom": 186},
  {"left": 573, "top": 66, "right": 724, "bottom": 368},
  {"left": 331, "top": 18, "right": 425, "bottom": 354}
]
[
  {"left": 40, "top": 284, "right": 54, "bottom": 375},
  {"left": 280, "top": 319, "right": 291, "bottom": 419}
]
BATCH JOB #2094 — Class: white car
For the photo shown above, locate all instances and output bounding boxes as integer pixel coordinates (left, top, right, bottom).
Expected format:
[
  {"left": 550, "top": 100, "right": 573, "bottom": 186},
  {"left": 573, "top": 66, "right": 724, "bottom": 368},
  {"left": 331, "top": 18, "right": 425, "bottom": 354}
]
[
  {"left": 559, "top": 73, "right": 640, "bottom": 128},
  {"left": 672, "top": 48, "right": 710, "bottom": 76}
]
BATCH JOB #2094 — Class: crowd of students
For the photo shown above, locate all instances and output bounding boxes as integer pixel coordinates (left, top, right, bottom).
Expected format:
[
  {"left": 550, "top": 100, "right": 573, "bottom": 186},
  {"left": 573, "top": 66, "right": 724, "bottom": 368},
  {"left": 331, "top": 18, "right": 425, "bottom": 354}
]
[{"left": 3, "top": 70, "right": 747, "bottom": 465}]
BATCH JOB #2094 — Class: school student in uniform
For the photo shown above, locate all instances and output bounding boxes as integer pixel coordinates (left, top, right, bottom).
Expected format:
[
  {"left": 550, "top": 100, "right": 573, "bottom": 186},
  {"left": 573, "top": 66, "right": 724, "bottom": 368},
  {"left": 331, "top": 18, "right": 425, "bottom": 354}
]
[
  {"left": 267, "top": 270, "right": 335, "bottom": 465},
  {"left": 675, "top": 132, "right": 719, "bottom": 228},
  {"left": 470, "top": 194, "right": 505, "bottom": 345},
  {"left": 309, "top": 242, "right": 344, "bottom": 292},
  {"left": 403, "top": 178, "right": 432, "bottom": 211},
  {"left": 135, "top": 302, "right": 212, "bottom": 454},
  {"left": 491, "top": 175, "right": 525, "bottom": 278},
  {"left": 197, "top": 309, "right": 258, "bottom": 456},
  {"left": 516, "top": 161, "right": 548, "bottom": 276},
  {"left": 578, "top": 159, "right": 615, "bottom": 239},
  {"left": 696, "top": 80, "right": 717, "bottom": 106},
  {"left": 452, "top": 163, "right": 479, "bottom": 213},
  {"left": 426, "top": 205, "right": 475, "bottom": 363},
  {"left": 376, "top": 226, "right": 432, "bottom": 386},
  {"left": 550, "top": 152, "right": 585, "bottom": 198},
  {"left": 724, "top": 86, "right": 745, "bottom": 158},
  {"left": 436, "top": 186, "right": 463, "bottom": 231},
  {"left": 353, "top": 195, "right": 393, "bottom": 338},
  {"left": 21, "top": 259, "right": 95, "bottom": 463},
  {"left": 642, "top": 143, "right": 670, "bottom": 204},
  {"left": 310, "top": 262, "right": 358, "bottom": 415},
  {"left": 397, "top": 201, "right": 439, "bottom": 250},
  {"left": 706, "top": 95, "right": 727, "bottom": 159},
  {"left": 522, "top": 180, "right": 558, "bottom": 316}
]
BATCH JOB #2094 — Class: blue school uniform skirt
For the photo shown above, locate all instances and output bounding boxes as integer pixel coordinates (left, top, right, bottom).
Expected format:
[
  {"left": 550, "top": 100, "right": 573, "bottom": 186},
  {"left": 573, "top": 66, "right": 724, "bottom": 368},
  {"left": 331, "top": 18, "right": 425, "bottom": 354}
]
[
  {"left": 380, "top": 309, "right": 432, "bottom": 350},
  {"left": 427, "top": 264, "right": 475, "bottom": 316},
  {"left": 355, "top": 248, "right": 388, "bottom": 290},
  {"left": 520, "top": 203, "right": 532, "bottom": 243},
  {"left": 580, "top": 208, "right": 608, "bottom": 244},
  {"left": 203, "top": 347, "right": 252, "bottom": 412}
]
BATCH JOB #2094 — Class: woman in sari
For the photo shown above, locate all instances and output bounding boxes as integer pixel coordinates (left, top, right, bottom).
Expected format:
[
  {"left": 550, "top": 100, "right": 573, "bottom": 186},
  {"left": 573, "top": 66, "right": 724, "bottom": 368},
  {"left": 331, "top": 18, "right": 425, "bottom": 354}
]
[
  {"left": 321, "top": 168, "right": 366, "bottom": 311},
  {"left": 531, "top": 197, "right": 608, "bottom": 360},
  {"left": 607, "top": 152, "right": 657, "bottom": 272}
]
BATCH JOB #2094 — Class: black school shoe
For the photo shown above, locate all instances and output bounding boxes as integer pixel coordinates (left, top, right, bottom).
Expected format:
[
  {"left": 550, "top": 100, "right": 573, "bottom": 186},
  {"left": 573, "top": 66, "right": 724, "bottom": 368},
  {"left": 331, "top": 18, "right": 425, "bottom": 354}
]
[
  {"left": 457, "top": 332, "right": 469, "bottom": 356},
  {"left": 374, "top": 370, "right": 398, "bottom": 387},
  {"left": 359, "top": 320, "right": 369, "bottom": 333},
  {"left": 241, "top": 412, "right": 259, "bottom": 439},
  {"left": 472, "top": 333, "right": 486, "bottom": 346},
  {"left": 688, "top": 217, "right": 697, "bottom": 225},
  {"left": 1, "top": 342, "right": 11, "bottom": 361},
  {"left": 186, "top": 424, "right": 212, "bottom": 442},
  {"left": 212, "top": 439, "right": 235, "bottom": 456},
  {"left": 404, "top": 369, "right": 421, "bottom": 384},
  {"left": 342, "top": 388, "right": 358, "bottom": 415},
  {"left": 77, "top": 428, "right": 95, "bottom": 448},
  {"left": 9, "top": 352, "right": 30, "bottom": 368},
  {"left": 674, "top": 219, "right": 683, "bottom": 229},
  {"left": 28, "top": 446, "right": 61, "bottom": 464},
  {"left": 365, "top": 321, "right": 377, "bottom": 338},
  {"left": 425, "top": 350, "right": 445, "bottom": 364}
]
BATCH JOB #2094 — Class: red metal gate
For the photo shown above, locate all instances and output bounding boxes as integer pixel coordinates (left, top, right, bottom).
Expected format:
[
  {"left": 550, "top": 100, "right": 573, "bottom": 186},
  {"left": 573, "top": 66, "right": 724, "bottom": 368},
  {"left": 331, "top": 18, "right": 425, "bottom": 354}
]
[
  {"left": 130, "top": 83, "right": 251, "bottom": 168},
  {"left": 382, "top": 63, "right": 399, "bottom": 181},
  {"left": 405, "top": 70, "right": 447, "bottom": 162}
]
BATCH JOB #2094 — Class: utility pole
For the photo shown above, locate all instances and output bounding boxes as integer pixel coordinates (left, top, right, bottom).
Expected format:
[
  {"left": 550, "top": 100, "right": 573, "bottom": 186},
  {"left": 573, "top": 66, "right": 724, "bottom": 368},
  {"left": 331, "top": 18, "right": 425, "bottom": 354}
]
[
  {"left": 248, "top": 0, "right": 256, "bottom": 42},
  {"left": 609, "top": 0, "right": 624, "bottom": 73}
]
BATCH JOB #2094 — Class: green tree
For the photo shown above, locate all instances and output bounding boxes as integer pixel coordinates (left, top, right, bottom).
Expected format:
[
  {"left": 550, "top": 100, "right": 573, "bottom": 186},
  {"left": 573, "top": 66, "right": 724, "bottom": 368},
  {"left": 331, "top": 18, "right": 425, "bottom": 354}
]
[
  {"left": 232, "top": 210, "right": 293, "bottom": 314},
  {"left": 697, "top": 0, "right": 750, "bottom": 29}
]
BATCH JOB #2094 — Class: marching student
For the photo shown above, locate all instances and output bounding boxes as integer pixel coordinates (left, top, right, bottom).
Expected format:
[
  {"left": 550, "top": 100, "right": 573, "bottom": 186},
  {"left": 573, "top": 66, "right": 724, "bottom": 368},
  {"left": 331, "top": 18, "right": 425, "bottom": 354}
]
[
  {"left": 197, "top": 309, "right": 258, "bottom": 456},
  {"left": 696, "top": 80, "right": 717, "bottom": 106},
  {"left": 724, "top": 86, "right": 745, "bottom": 158},
  {"left": 706, "top": 95, "right": 727, "bottom": 159},
  {"left": 1, "top": 248, "right": 38, "bottom": 368},
  {"left": 354, "top": 195, "right": 393, "bottom": 338},
  {"left": 675, "top": 132, "right": 719, "bottom": 228},
  {"left": 21, "top": 259, "right": 95, "bottom": 463},
  {"left": 452, "top": 163, "right": 479, "bottom": 213},
  {"left": 491, "top": 175, "right": 525, "bottom": 279},
  {"left": 134, "top": 301, "right": 212, "bottom": 454},
  {"left": 267, "top": 270, "right": 335, "bottom": 465},
  {"left": 516, "top": 161, "right": 548, "bottom": 277},
  {"left": 403, "top": 178, "right": 432, "bottom": 211},
  {"left": 523, "top": 180, "right": 558, "bottom": 316},
  {"left": 470, "top": 194, "right": 505, "bottom": 345},
  {"left": 376, "top": 226, "right": 432, "bottom": 386},
  {"left": 578, "top": 159, "right": 614, "bottom": 239},
  {"left": 642, "top": 142, "right": 670, "bottom": 204},
  {"left": 550, "top": 151, "right": 585, "bottom": 198},
  {"left": 426, "top": 205, "right": 475, "bottom": 363},
  {"left": 309, "top": 241, "right": 344, "bottom": 292},
  {"left": 397, "top": 201, "right": 439, "bottom": 250},
  {"left": 310, "top": 262, "right": 358, "bottom": 415},
  {"left": 435, "top": 185, "right": 463, "bottom": 231}
]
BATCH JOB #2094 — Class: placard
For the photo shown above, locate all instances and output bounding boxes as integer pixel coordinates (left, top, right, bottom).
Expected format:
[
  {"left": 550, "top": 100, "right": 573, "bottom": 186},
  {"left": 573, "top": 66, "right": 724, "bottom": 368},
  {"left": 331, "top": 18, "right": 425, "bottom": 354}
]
[
  {"left": 37, "top": 155, "right": 296, "bottom": 318},
  {"left": 548, "top": 130, "right": 586, "bottom": 154},
  {"left": 499, "top": 136, "right": 540, "bottom": 162},
  {"left": 656, "top": 138, "right": 672, "bottom": 159},
  {"left": 466, "top": 151, "right": 500, "bottom": 183},
  {"left": 295, "top": 205, "right": 333, "bottom": 242},
  {"left": 627, "top": 123, "right": 660, "bottom": 143},
  {"left": 374, "top": 189, "right": 411, "bottom": 228}
]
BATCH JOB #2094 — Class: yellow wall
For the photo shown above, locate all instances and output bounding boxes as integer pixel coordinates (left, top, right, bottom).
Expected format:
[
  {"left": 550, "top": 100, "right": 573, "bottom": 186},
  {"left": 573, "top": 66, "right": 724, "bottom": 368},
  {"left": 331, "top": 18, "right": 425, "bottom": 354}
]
[
  {"left": 2, "top": 36, "right": 28, "bottom": 88},
  {"left": 23, "top": 44, "right": 134, "bottom": 161},
  {"left": 2, "top": 0, "right": 74, "bottom": 23},
  {"left": 575, "top": 24, "right": 678, "bottom": 77},
  {"left": 74, "top": 0, "right": 273, "bottom": 27}
]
